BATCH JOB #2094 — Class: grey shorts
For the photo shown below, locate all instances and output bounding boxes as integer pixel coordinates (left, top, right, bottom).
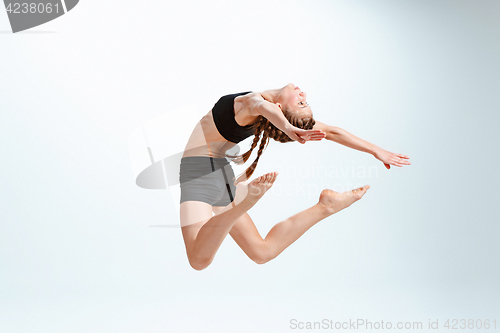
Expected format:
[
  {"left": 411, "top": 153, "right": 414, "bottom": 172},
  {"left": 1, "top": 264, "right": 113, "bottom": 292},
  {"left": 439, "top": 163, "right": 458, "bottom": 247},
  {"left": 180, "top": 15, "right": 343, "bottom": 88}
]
[{"left": 179, "top": 156, "right": 236, "bottom": 207}]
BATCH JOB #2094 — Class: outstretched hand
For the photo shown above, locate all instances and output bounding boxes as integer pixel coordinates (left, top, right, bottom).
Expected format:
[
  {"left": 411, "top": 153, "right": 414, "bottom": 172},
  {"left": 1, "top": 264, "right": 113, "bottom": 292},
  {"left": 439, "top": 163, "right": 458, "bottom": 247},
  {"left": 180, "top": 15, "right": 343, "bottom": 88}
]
[
  {"left": 374, "top": 149, "right": 411, "bottom": 169},
  {"left": 286, "top": 127, "right": 326, "bottom": 144}
]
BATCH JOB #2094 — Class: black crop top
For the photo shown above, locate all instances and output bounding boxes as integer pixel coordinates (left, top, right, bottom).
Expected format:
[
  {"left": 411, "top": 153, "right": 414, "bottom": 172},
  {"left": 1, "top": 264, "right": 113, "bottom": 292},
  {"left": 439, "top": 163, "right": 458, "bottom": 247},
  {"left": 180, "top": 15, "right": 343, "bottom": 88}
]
[{"left": 212, "top": 91, "right": 256, "bottom": 143}]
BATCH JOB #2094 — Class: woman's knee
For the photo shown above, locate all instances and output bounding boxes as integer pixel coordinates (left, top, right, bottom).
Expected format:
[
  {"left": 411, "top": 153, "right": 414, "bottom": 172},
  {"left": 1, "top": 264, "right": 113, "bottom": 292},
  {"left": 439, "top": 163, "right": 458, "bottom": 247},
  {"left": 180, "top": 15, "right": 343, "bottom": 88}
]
[
  {"left": 188, "top": 253, "right": 213, "bottom": 271},
  {"left": 250, "top": 248, "right": 276, "bottom": 265}
]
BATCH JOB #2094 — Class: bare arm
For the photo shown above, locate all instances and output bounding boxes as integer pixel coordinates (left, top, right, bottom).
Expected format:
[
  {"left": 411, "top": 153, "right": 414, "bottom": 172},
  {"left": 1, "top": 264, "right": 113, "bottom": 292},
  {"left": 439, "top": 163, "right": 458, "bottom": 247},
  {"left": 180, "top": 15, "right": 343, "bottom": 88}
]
[
  {"left": 251, "top": 98, "right": 326, "bottom": 143},
  {"left": 313, "top": 121, "right": 379, "bottom": 154},
  {"left": 254, "top": 99, "right": 292, "bottom": 135},
  {"left": 313, "top": 121, "right": 411, "bottom": 169}
]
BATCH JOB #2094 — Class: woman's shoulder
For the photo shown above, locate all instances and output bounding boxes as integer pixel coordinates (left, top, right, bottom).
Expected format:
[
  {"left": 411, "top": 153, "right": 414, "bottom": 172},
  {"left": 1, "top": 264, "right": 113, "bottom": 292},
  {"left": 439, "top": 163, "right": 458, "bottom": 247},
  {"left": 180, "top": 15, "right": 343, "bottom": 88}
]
[
  {"left": 233, "top": 91, "right": 261, "bottom": 102},
  {"left": 244, "top": 91, "right": 263, "bottom": 99},
  {"left": 240, "top": 92, "right": 267, "bottom": 116}
]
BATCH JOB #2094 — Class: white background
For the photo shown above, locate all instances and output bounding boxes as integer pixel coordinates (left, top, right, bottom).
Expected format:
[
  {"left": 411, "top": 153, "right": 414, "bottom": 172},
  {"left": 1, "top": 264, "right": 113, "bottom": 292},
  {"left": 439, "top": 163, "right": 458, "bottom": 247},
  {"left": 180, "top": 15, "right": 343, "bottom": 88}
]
[{"left": 1, "top": 0, "right": 499, "bottom": 332}]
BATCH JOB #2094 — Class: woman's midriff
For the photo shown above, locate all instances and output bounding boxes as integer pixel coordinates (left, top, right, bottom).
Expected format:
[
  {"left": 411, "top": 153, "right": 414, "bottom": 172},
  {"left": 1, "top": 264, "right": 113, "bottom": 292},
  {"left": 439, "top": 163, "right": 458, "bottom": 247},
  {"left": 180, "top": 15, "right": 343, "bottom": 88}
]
[{"left": 182, "top": 110, "right": 238, "bottom": 159}]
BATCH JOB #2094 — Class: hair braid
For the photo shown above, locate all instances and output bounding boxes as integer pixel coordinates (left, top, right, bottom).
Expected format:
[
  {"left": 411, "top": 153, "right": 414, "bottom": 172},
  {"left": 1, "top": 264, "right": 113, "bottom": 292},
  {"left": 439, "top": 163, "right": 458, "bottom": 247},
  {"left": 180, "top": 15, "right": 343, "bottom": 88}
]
[
  {"left": 225, "top": 116, "right": 264, "bottom": 164},
  {"left": 234, "top": 125, "right": 270, "bottom": 183},
  {"left": 231, "top": 110, "right": 316, "bottom": 184}
]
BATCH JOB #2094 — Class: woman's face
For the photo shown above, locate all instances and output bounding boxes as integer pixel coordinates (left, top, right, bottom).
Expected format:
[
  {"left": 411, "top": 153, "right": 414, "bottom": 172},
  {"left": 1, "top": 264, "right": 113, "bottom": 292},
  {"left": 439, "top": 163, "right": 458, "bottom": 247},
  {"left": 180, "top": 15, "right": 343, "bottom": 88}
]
[{"left": 278, "top": 83, "right": 312, "bottom": 117}]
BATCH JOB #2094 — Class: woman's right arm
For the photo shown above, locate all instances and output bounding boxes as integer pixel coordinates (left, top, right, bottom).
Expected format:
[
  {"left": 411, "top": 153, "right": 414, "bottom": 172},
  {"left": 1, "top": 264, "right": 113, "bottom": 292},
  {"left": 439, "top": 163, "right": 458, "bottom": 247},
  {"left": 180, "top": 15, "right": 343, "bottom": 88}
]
[{"left": 250, "top": 97, "right": 325, "bottom": 143}]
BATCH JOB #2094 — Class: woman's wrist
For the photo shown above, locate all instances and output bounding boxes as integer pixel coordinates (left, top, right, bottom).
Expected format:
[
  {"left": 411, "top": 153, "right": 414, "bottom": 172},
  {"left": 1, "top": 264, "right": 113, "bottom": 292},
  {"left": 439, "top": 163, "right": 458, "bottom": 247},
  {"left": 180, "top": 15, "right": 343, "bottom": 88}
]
[
  {"left": 372, "top": 146, "right": 384, "bottom": 157},
  {"left": 282, "top": 124, "right": 294, "bottom": 136}
]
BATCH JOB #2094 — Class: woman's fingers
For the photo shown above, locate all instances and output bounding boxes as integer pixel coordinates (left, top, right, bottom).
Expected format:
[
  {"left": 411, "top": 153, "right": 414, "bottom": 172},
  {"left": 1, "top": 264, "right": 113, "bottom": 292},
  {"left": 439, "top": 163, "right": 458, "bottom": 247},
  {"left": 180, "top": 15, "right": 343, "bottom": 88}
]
[
  {"left": 292, "top": 128, "right": 326, "bottom": 143},
  {"left": 299, "top": 129, "right": 326, "bottom": 136},
  {"left": 302, "top": 131, "right": 326, "bottom": 141},
  {"left": 292, "top": 133, "right": 306, "bottom": 143},
  {"left": 384, "top": 153, "right": 411, "bottom": 167},
  {"left": 306, "top": 136, "right": 325, "bottom": 141},
  {"left": 385, "top": 157, "right": 409, "bottom": 168}
]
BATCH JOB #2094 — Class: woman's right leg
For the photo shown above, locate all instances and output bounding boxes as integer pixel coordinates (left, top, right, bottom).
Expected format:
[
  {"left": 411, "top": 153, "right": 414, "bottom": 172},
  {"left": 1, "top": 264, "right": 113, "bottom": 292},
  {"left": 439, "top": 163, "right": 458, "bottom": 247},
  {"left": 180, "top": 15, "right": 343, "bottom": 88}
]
[
  {"left": 180, "top": 172, "right": 278, "bottom": 270},
  {"left": 214, "top": 186, "right": 370, "bottom": 265}
]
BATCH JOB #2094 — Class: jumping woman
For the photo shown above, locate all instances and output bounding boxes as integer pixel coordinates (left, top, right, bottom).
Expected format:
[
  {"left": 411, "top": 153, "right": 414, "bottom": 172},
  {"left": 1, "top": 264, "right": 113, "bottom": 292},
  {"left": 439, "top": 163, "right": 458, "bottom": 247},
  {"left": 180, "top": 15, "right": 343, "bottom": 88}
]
[{"left": 179, "top": 83, "right": 410, "bottom": 270}]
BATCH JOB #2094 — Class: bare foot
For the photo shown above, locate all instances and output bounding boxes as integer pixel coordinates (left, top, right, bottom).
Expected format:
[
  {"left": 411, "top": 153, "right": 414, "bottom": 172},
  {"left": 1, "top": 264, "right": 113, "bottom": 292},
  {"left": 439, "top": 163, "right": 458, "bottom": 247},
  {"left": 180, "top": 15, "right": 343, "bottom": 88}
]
[
  {"left": 235, "top": 172, "right": 278, "bottom": 208},
  {"left": 318, "top": 185, "right": 370, "bottom": 215}
]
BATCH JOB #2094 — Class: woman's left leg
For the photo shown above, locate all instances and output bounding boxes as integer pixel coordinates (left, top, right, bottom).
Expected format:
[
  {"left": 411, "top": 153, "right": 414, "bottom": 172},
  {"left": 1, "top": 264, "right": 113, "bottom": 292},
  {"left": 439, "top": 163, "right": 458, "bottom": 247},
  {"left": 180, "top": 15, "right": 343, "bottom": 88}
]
[{"left": 212, "top": 185, "right": 370, "bottom": 264}]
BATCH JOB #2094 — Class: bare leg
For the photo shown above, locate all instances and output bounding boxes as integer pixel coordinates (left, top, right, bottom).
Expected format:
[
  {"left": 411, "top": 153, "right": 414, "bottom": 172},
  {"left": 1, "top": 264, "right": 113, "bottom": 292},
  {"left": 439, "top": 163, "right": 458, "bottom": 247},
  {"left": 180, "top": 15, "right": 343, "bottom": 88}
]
[
  {"left": 181, "top": 172, "right": 278, "bottom": 270},
  {"left": 215, "top": 185, "right": 371, "bottom": 264}
]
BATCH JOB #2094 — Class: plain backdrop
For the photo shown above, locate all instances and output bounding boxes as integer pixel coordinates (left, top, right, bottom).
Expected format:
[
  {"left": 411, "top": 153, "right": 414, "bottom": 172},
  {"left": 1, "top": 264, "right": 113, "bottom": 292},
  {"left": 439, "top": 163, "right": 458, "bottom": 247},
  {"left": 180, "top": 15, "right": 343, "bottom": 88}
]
[{"left": 1, "top": 0, "right": 499, "bottom": 332}]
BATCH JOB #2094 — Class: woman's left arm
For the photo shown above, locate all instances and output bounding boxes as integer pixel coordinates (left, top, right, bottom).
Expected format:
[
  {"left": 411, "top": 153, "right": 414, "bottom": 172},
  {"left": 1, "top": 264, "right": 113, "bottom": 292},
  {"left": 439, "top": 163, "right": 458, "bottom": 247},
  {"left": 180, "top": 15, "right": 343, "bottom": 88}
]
[{"left": 313, "top": 121, "right": 411, "bottom": 169}]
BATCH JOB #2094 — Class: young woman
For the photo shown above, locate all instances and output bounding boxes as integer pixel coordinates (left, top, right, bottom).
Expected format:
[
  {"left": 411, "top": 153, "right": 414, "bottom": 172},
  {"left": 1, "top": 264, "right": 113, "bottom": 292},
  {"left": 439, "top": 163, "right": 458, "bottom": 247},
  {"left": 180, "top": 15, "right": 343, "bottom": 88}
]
[{"left": 179, "top": 83, "right": 410, "bottom": 270}]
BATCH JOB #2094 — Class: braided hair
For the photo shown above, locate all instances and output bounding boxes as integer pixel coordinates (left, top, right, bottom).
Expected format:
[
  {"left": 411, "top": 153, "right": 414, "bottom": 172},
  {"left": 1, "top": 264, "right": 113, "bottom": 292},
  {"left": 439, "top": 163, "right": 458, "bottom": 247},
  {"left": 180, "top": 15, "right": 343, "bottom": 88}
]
[{"left": 227, "top": 109, "right": 316, "bottom": 184}]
